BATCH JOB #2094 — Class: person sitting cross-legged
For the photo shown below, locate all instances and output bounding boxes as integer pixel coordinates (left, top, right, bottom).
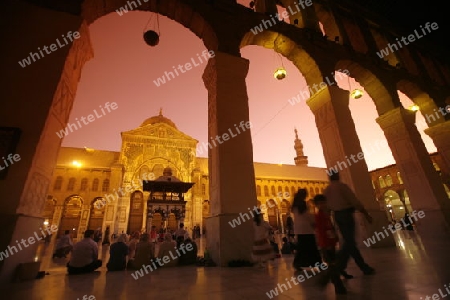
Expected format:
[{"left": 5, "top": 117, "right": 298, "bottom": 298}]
[
  {"left": 157, "top": 233, "right": 179, "bottom": 267},
  {"left": 178, "top": 235, "right": 198, "bottom": 266},
  {"left": 107, "top": 234, "right": 129, "bottom": 271},
  {"left": 67, "top": 230, "right": 102, "bottom": 275},
  {"left": 53, "top": 230, "right": 73, "bottom": 259}
]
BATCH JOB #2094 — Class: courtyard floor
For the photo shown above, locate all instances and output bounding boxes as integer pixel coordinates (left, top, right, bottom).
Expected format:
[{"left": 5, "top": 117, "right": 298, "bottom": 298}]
[{"left": 2, "top": 231, "right": 450, "bottom": 300}]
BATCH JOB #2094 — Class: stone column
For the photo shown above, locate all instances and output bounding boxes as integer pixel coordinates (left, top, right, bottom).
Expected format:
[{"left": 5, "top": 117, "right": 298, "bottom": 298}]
[
  {"left": 52, "top": 206, "right": 64, "bottom": 237},
  {"left": 425, "top": 121, "right": 450, "bottom": 177},
  {"left": 202, "top": 51, "right": 257, "bottom": 265},
  {"left": 0, "top": 1, "right": 92, "bottom": 282},
  {"left": 79, "top": 205, "right": 92, "bottom": 240},
  {"left": 307, "top": 85, "right": 394, "bottom": 247},
  {"left": 377, "top": 108, "right": 450, "bottom": 240},
  {"left": 142, "top": 200, "right": 148, "bottom": 231}
]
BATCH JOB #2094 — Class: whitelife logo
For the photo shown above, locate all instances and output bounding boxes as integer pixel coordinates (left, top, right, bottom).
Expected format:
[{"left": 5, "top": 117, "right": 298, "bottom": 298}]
[
  {"left": 196, "top": 121, "right": 252, "bottom": 156},
  {"left": 18, "top": 31, "right": 80, "bottom": 68},
  {"left": 376, "top": 22, "right": 439, "bottom": 59},
  {"left": 153, "top": 50, "right": 215, "bottom": 87},
  {"left": 0, "top": 225, "right": 58, "bottom": 261},
  {"left": 56, "top": 102, "right": 118, "bottom": 139},
  {"left": 250, "top": 0, "right": 313, "bottom": 35}
]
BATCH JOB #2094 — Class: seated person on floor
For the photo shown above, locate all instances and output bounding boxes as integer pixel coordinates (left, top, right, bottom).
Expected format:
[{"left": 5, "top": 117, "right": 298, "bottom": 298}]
[
  {"left": 67, "top": 230, "right": 102, "bottom": 275},
  {"left": 157, "top": 233, "right": 179, "bottom": 267},
  {"left": 178, "top": 234, "right": 198, "bottom": 266},
  {"left": 107, "top": 234, "right": 129, "bottom": 271},
  {"left": 281, "top": 236, "right": 294, "bottom": 254},
  {"left": 131, "top": 233, "right": 155, "bottom": 270},
  {"left": 53, "top": 230, "right": 73, "bottom": 258}
]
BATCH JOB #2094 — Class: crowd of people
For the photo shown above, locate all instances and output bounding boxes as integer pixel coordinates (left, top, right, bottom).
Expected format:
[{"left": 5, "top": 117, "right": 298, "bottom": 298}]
[
  {"left": 52, "top": 223, "right": 199, "bottom": 275},
  {"left": 252, "top": 170, "right": 377, "bottom": 295},
  {"left": 51, "top": 170, "right": 409, "bottom": 295}
]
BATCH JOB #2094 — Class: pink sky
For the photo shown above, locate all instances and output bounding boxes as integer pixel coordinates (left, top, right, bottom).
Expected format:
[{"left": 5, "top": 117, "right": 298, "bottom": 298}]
[{"left": 61, "top": 8, "right": 436, "bottom": 171}]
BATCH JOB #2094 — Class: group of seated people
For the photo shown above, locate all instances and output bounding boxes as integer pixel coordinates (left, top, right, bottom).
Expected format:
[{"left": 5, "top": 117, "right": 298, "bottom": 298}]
[
  {"left": 65, "top": 228, "right": 198, "bottom": 274},
  {"left": 128, "top": 231, "right": 198, "bottom": 271}
]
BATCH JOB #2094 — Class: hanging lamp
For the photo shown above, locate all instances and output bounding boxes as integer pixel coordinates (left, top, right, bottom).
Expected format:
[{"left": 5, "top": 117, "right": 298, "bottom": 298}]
[
  {"left": 143, "top": 12, "right": 160, "bottom": 47},
  {"left": 274, "top": 53, "right": 287, "bottom": 80},
  {"left": 347, "top": 75, "right": 363, "bottom": 99}
]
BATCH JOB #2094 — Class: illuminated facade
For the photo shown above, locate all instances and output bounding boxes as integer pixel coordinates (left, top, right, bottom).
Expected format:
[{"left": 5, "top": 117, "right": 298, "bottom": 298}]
[
  {"left": 46, "top": 112, "right": 329, "bottom": 240},
  {"left": 370, "top": 153, "right": 450, "bottom": 221}
]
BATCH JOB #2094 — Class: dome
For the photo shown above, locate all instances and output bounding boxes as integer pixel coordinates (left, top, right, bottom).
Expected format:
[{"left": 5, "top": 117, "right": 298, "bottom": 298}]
[
  {"left": 163, "top": 167, "right": 172, "bottom": 176},
  {"left": 140, "top": 108, "right": 177, "bottom": 129}
]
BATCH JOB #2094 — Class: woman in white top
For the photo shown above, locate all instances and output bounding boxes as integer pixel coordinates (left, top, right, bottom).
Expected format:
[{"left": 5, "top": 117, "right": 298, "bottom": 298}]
[
  {"left": 292, "top": 189, "right": 322, "bottom": 271},
  {"left": 252, "top": 210, "right": 274, "bottom": 267}
]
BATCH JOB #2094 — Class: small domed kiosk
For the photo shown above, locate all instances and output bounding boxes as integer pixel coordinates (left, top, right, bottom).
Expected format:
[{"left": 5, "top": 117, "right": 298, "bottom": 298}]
[{"left": 143, "top": 167, "right": 194, "bottom": 231}]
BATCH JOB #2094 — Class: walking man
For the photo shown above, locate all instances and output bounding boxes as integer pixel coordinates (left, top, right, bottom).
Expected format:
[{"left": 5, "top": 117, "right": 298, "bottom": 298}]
[{"left": 324, "top": 171, "right": 375, "bottom": 275}]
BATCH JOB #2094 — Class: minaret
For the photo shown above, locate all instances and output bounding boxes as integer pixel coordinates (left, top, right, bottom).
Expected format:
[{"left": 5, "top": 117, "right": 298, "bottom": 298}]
[{"left": 294, "top": 128, "right": 308, "bottom": 166}]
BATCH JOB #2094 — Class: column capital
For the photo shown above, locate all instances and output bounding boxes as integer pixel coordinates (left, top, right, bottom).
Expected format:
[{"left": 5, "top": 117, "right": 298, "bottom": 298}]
[
  {"left": 306, "top": 85, "right": 349, "bottom": 114},
  {"left": 376, "top": 107, "right": 417, "bottom": 131},
  {"left": 203, "top": 51, "right": 249, "bottom": 91},
  {"left": 424, "top": 120, "right": 450, "bottom": 143}
]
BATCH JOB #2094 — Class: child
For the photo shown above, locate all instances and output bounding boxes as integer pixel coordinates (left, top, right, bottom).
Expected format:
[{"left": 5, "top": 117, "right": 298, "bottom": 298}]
[
  {"left": 313, "top": 194, "right": 347, "bottom": 295},
  {"left": 252, "top": 210, "right": 275, "bottom": 268},
  {"left": 280, "top": 237, "right": 293, "bottom": 254}
]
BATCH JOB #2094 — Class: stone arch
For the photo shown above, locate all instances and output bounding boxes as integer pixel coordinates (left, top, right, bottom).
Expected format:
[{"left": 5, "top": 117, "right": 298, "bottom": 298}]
[
  {"left": 385, "top": 175, "right": 393, "bottom": 187},
  {"left": 240, "top": 31, "right": 323, "bottom": 89},
  {"left": 256, "top": 185, "right": 262, "bottom": 197},
  {"left": 82, "top": 0, "right": 218, "bottom": 51},
  {"left": 42, "top": 196, "right": 56, "bottom": 223},
  {"left": 266, "top": 199, "right": 278, "bottom": 228},
  {"left": 128, "top": 191, "right": 144, "bottom": 234},
  {"left": 89, "top": 197, "right": 106, "bottom": 230},
  {"left": 384, "top": 189, "right": 411, "bottom": 222},
  {"left": 335, "top": 60, "right": 397, "bottom": 115},
  {"left": 397, "top": 79, "right": 444, "bottom": 127},
  {"left": 59, "top": 195, "right": 83, "bottom": 237}
]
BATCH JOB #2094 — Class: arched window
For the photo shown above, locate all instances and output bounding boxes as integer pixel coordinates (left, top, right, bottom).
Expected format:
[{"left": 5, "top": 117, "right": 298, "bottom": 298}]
[
  {"left": 264, "top": 186, "right": 269, "bottom": 196},
  {"left": 291, "top": 186, "right": 296, "bottom": 196},
  {"left": 202, "top": 184, "right": 206, "bottom": 195},
  {"left": 271, "top": 186, "right": 276, "bottom": 196},
  {"left": 102, "top": 179, "right": 110, "bottom": 192},
  {"left": 54, "top": 176, "right": 63, "bottom": 191},
  {"left": 80, "top": 178, "right": 88, "bottom": 191},
  {"left": 309, "top": 187, "right": 315, "bottom": 197},
  {"left": 378, "top": 176, "right": 386, "bottom": 188},
  {"left": 256, "top": 185, "right": 261, "bottom": 197},
  {"left": 397, "top": 172, "right": 403, "bottom": 184},
  {"left": 315, "top": 187, "right": 320, "bottom": 195},
  {"left": 385, "top": 175, "right": 393, "bottom": 187},
  {"left": 284, "top": 186, "right": 290, "bottom": 196},
  {"left": 277, "top": 186, "right": 282, "bottom": 194},
  {"left": 92, "top": 178, "right": 99, "bottom": 191},
  {"left": 433, "top": 163, "right": 440, "bottom": 172},
  {"left": 67, "top": 178, "right": 76, "bottom": 191}
]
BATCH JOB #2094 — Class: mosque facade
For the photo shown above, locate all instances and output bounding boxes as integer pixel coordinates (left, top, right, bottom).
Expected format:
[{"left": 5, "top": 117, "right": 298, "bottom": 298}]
[{"left": 45, "top": 111, "right": 329, "bottom": 240}]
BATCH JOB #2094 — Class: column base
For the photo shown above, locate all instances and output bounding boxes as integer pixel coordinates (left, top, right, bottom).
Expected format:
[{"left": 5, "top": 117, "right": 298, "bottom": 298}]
[
  {"left": 0, "top": 214, "right": 45, "bottom": 285},
  {"left": 205, "top": 214, "right": 253, "bottom": 266},
  {"left": 355, "top": 210, "right": 396, "bottom": 248},
  {"left": 414, "top": 209, "right": 450, "bottom": 244}
]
